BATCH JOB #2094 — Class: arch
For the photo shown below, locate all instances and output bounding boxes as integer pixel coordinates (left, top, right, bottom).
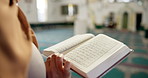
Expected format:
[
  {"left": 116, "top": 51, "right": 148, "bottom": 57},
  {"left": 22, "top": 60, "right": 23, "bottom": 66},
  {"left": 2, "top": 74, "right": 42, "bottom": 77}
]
[
  {"left": 117, "top": 5, "right": 135, "bottom": 32},
  {"left": 122, "top": 12, "right": 128, "bottom": 29}
]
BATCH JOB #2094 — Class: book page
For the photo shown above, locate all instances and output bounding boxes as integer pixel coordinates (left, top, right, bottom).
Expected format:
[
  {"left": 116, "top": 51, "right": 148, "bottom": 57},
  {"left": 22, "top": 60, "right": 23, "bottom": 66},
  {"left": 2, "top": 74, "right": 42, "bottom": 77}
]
[
  {"left": 44, "top": 34, "right": 94, "bottom": 53},
  {"left": 64, "top": 34, "right": 121, "bottom": 70}
]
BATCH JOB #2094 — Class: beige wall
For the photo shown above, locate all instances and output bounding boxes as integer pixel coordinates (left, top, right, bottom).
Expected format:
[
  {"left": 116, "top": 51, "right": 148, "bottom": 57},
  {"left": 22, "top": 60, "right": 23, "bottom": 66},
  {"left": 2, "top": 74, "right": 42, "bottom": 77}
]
[
  {"left": 18, "top": 0, "right": 148, "bottom": 31},
  {"left": 89, "top": 2, "right": 145, "bottom": 32},
  {"left": 18, "top": 0, "right": 38, "bottom": 23},
  {"left": 142, "top": 0, "right": 148, "bottom": 29}
]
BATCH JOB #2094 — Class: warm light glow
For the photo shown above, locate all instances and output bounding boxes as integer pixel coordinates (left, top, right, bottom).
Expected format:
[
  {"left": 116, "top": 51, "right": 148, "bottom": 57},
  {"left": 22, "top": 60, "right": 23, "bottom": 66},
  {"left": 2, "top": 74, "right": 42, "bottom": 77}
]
[
  {"left": 123, "top": 0, "right": 130, "bottom": 2},
  {"left": 137, "top": 1, "right": 143, "bottom": 6},
  {"left": 117, "top": 0, "right": 130, "bottom": 2},
  {"left": 109, "top": 0, "right": 115, "bottom": 3},
  {"left": 68, "top": 4, "right": 74, "bottom": 16},
  {"left": 37, "top": 0, "right": 48, "bottom": 22}
]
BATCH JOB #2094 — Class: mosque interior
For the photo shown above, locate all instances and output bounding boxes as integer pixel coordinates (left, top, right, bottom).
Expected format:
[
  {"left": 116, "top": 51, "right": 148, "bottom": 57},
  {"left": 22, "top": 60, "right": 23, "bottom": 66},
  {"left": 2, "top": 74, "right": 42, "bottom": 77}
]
[{"left": 19, "top": 0, "right": 148, "bottom": 78}]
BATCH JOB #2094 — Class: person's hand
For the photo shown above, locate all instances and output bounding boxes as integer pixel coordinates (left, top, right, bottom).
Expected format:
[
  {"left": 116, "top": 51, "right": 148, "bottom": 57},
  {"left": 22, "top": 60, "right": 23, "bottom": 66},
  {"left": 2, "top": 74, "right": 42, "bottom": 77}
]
[{"left": 45, "top": 53, "right": 71, "bottom": 78}]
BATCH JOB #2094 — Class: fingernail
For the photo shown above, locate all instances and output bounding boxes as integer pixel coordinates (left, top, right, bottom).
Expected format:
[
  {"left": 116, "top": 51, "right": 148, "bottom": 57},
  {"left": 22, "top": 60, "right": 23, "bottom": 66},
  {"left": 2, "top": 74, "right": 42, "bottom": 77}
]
[
  {"left": 67, "top": 59, "right": 71, "bottom": 62},
  {"left": 55, "top": 53, "right": 59, "bottom": 56},
  {"left": 64, "top": 57, "right": 70, "bottom": 62},
  {"left": 48, "top": 55, "right": 52, "bottom": 58},
  {"left": 64, "top": 57, "right": 68, "bottom": 60},
  {"left": 59, "top": 54, "right": 63, "bottom": 57}
]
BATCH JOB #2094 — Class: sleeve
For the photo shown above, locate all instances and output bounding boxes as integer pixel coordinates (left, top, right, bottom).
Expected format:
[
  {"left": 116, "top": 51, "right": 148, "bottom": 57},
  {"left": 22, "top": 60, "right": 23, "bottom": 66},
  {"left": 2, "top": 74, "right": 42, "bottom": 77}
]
[{"left": 0, "top": 0, "right": 32, "bottom": 78}]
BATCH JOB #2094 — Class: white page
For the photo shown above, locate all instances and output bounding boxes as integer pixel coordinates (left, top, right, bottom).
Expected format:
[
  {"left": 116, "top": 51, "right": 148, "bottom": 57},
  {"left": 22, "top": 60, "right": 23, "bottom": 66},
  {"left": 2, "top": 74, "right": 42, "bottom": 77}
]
[
  {"left": 44, "top": 34, "right": 94, "bottom": 53},
  {"left": 64, "top": 34, "right": 120, "bottom": 70}
]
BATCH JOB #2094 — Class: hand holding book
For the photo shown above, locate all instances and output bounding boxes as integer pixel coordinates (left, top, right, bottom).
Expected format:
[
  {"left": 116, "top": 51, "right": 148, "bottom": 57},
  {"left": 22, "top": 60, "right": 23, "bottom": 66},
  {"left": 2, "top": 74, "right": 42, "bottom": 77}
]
[
  {"left": 43, "top": 34, "right": 133, "bottom": 78},
  {"left": 45, "top": 53, "right": 71, "bottom": 78}
]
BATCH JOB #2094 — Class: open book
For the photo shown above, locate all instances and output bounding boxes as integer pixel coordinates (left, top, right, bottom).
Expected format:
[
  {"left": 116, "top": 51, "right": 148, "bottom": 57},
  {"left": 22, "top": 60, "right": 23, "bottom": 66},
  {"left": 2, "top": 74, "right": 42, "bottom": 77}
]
[{"left": 43, "top": 34, "right": 133, "bottom": 78}]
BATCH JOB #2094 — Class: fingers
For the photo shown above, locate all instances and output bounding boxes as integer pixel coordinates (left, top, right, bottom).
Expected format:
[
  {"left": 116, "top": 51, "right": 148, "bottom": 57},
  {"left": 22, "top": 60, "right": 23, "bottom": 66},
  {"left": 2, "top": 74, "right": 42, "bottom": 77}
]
[
  {"left": 48, "top": 53, "right": 71, "bottom": 72},
  {"left": 46, "top": 53, "right": 71, "bottom": 78},
  {"left": 63, "top": 60, "right": 71, "bottom": 78},
  {"left": 56, "top": 54, "right": 64, "bottom": 71},
  {"left": 64, "top": 60, "right": 71, "bottom": 71},
  {"left": 50, "top": 54, "right": 57, "bottom": 70},
  {"left": 45, "top": 57, "right": 51, "bottom": 71}
]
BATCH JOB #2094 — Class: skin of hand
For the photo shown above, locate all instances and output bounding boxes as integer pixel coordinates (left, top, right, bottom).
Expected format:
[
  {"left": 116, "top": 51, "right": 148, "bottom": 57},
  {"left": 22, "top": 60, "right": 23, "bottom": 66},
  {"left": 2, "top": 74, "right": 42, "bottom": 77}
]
[{"left": 45, "top": 54, "right": 71, "bottom": 78}]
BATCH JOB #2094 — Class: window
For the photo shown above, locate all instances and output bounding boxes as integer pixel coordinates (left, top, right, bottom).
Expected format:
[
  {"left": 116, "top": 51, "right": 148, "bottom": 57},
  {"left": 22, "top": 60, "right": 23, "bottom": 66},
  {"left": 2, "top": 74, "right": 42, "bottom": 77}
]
[
  {"left": 108, "top": 0, "right": 115, "bottom": 3},
  {"left": 61, "top": 4, "right": 78, "bottom": 16},
  {"left": 108, "top": 0, "right": 131, "bottom": 3},
  {"left": 117, "top": 0, "right": 131, "bottom": 2},
  {"left": 37, "top": 0, "right": 48, "bottom": 22}
]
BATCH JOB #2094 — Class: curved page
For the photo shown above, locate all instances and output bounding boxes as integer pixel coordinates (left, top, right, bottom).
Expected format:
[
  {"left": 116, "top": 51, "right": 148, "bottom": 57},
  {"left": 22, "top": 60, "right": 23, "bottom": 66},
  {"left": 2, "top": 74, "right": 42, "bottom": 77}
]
[{"left": 44, "top": 34, "right": 94, "bottom": 53}]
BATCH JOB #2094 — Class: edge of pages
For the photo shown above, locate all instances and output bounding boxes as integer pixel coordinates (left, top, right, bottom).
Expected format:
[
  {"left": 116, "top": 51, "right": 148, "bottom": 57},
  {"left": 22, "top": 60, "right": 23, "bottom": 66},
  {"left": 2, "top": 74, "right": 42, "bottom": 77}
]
[
  {"left": 43, "top": 34, "right": 95, "bottom": 53},
  {"left": 98, "top": 50, "right": 133, "bottom": 78},
  {"left": 70, "top": 47, "right": 133, "bottom": 78}
]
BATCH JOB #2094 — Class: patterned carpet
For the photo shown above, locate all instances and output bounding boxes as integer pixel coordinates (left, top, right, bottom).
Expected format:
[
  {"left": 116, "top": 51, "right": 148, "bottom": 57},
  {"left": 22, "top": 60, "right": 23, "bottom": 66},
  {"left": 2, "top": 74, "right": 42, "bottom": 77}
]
[{"left": 33, "top": 27, "right": 148, "bottom": 78}]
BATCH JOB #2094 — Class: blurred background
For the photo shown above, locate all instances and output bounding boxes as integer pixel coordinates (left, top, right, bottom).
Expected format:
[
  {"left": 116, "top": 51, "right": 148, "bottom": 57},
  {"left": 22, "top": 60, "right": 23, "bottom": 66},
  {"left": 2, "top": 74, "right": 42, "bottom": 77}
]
[{"left": 19, "top": 0, "right": 148, "bottom": 78}]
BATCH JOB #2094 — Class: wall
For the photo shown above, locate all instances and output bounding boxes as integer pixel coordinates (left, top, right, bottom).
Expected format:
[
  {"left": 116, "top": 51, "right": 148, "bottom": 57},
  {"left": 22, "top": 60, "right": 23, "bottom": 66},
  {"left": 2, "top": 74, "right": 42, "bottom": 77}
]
[
  {"left": 18, "top": 0, "right": 148, "bottom": 30},
  {"left": 19, "top": 0, "right": 38, "bottom": 23},
  {"left": 142, "top": 0, "right": 148, "bottom": 29},
  {"left": 48, "top": 0, "right": 88, "bottom": 23},
  {"left": 89, "top": 1, "right": 145, "bottom": 32},
  {"left": 19, "top": 0, "right": 88, "bottom": 24},
  {"left": 47, "top": 1, "right": 67, "bottom": 23}
]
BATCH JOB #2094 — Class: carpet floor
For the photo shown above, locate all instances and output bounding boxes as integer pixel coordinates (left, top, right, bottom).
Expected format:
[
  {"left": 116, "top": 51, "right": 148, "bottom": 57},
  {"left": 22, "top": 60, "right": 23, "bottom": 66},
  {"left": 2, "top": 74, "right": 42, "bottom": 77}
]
[{"left": 33, "top": 27, "right": 148, "bottom": 78}]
